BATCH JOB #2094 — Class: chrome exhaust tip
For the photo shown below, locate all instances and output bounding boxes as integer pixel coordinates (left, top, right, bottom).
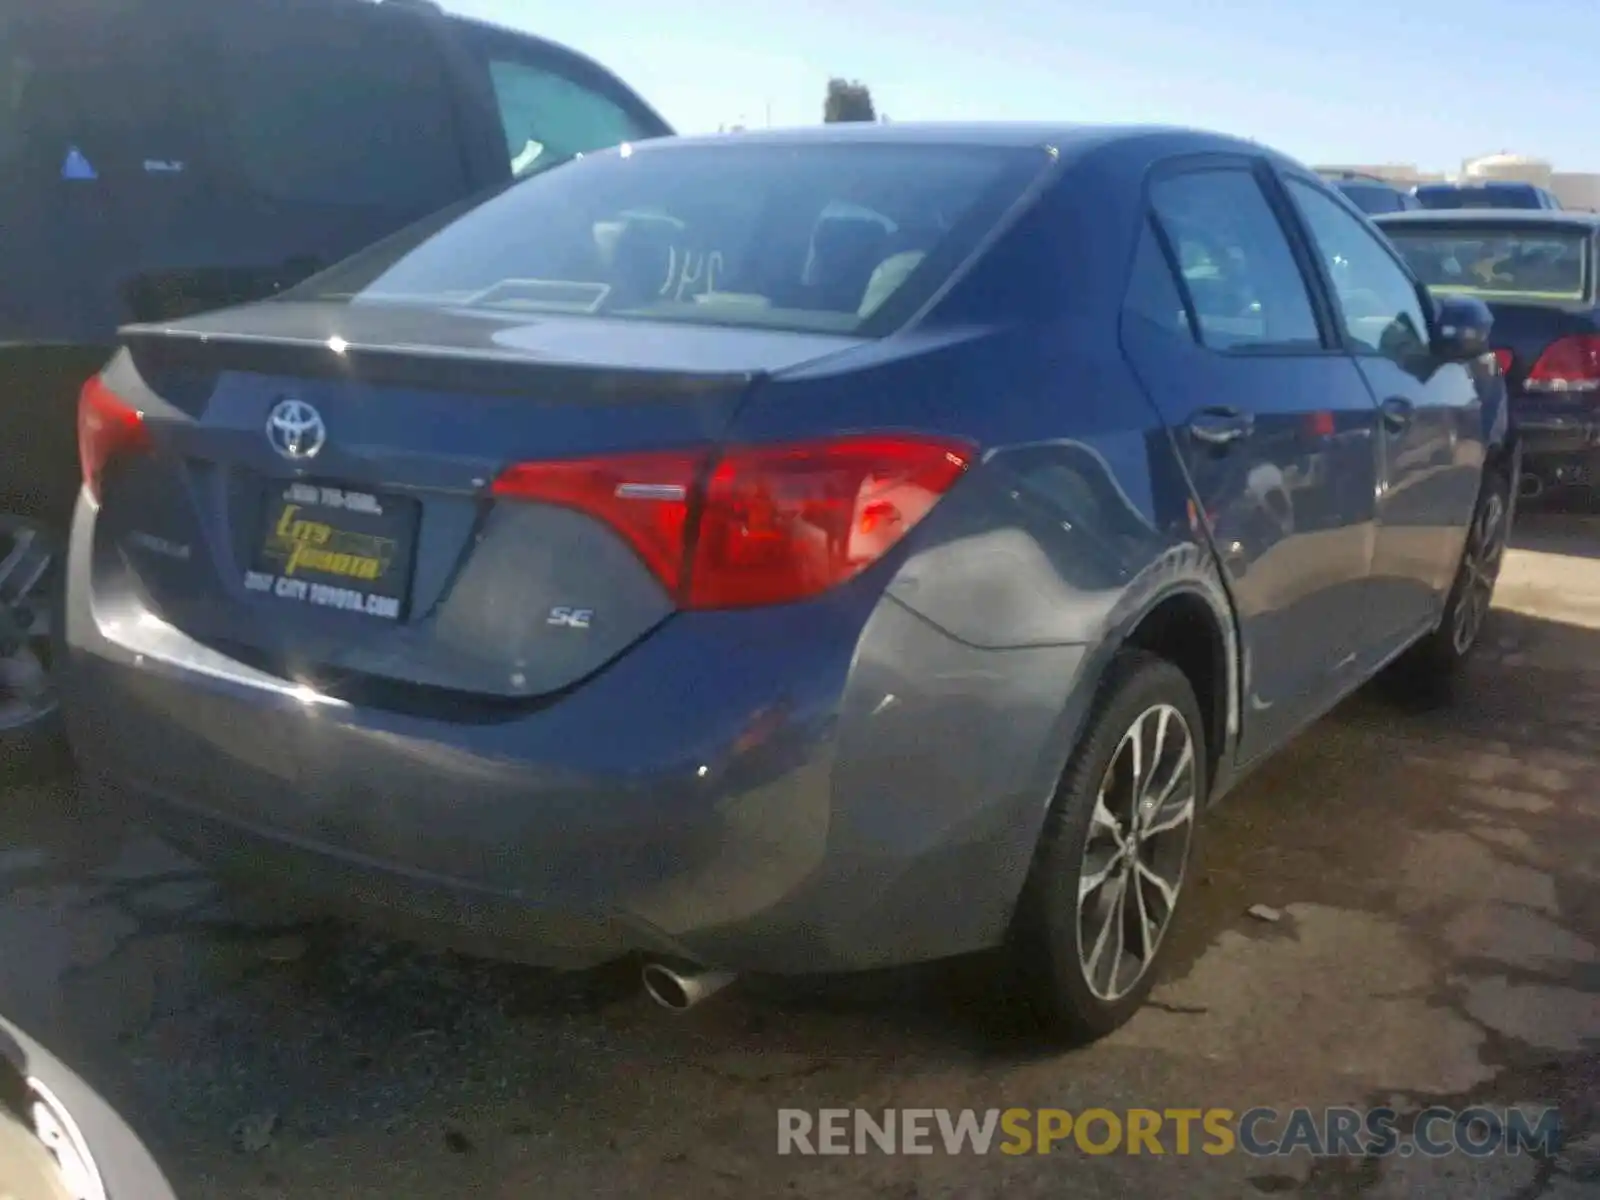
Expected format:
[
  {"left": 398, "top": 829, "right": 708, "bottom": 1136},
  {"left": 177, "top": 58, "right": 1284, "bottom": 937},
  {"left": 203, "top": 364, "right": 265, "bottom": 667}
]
[
  {"left": 1518, "top": 472, "right": 1546, "bottom": 500},
  {"left": 640, "top": 962, "right": 736, "bottom": 1013}
]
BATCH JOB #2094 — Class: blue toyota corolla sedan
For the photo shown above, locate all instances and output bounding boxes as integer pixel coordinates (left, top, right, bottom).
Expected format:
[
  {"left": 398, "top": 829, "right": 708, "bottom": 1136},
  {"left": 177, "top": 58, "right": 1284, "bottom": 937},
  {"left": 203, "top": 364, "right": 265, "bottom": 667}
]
[{"left": 62, "top": 123, "right": 1512, "bottom": 1040}]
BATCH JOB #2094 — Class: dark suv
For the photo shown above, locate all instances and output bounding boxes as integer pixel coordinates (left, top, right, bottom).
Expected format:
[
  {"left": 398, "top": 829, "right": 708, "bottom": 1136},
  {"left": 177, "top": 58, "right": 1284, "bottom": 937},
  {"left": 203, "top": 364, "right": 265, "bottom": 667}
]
[
  {"left": 0, "top": 0, "right": 672, "bottom": 744},
  {"left": 1319, "top": 172, "right": 1420, "bottom": 216},
  {"left": 1413, "top": 182, "right": 1562, "bottom": 211}
]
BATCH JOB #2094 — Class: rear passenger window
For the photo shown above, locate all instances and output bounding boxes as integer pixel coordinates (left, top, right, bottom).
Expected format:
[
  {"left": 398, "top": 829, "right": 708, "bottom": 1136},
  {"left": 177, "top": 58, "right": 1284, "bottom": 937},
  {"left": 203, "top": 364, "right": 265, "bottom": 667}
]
[
  {"left": 1124, "top": 220, "right": 1194, "bottom": 340},
  {"left": 1150, "top": 169, "right": 1323, "bottom": 352},
  {"left": 210, "top": 5, "right": 466, "bottom": 210}
]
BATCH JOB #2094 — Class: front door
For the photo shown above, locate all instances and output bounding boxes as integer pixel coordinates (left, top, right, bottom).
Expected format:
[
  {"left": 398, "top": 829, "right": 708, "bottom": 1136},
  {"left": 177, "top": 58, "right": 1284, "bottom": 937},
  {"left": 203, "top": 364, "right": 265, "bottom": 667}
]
[
  {"left": 1121, "top": 160, "right": 1383, "bottom": 765},
  {"left": 1279, "top": 174, "right": 1484, "bottom": 657}
]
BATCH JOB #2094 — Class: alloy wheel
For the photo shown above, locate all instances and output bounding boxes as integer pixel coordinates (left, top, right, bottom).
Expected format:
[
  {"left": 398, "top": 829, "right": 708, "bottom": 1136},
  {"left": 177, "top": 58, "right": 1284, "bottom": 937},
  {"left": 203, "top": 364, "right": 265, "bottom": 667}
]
[
  {"left": 0, "top": 520, "right": 59, "bottom": 734},
  {"left": 1076, "top": 702, "right": 1198, "bottom": 1002},
  {"left": 1452, "top": 490, "right": 1507, "bottom": 656}
]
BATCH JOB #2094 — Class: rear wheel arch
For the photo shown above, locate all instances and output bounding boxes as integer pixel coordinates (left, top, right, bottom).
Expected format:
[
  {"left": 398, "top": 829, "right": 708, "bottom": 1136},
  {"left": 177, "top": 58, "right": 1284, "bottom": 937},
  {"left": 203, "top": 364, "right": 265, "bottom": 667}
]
[{"left": 1119, "top": 584, "right": 1234, "bottom": 796}]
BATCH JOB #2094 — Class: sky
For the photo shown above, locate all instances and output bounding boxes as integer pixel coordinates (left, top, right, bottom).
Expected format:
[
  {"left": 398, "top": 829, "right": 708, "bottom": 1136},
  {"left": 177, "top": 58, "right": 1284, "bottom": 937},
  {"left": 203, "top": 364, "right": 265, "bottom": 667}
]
[{"left": 452, "top": 0, "right": 1596, "bottom": 174}]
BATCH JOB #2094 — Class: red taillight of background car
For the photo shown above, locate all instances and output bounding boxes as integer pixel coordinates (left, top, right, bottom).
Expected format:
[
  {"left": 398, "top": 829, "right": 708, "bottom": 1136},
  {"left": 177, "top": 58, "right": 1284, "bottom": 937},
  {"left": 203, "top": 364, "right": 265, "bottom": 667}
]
[
  {"left": 1493, "top": 348, "right": 1513, "bottom": 375},
  {"left": 492, "top": 434, "right": 974, "bottom": 609},
  {"left": 1524, "top": 334, "right": 1600, "bottom": 394},
  {"left": 77, "top": 376, "right": 151, "bottom": 503}
]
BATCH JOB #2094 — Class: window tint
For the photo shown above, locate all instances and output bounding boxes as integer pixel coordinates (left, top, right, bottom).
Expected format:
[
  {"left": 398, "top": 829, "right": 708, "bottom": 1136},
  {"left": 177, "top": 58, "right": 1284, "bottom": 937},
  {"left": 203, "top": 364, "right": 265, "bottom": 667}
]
[
  {"left": 1149, "top": 169, "right": 1322, "bottom": 352},
  {"left": 293, "top": 143, "right": 1051, "bottom": 336},
  {"left": 210, "top": 5, "right": 465, "bottom": 209},
  {"left": 488, "top": 59, "right": 648, "bottom": 175},
  {"left": 1123, "top": 221, "right": 1194, "bottom": 340},
  {"left": 1284, "top": 178, "right": 1431, "bottom": 366},
  {"left": 452, "top": 25, "right": 662, "bottom": 177}
]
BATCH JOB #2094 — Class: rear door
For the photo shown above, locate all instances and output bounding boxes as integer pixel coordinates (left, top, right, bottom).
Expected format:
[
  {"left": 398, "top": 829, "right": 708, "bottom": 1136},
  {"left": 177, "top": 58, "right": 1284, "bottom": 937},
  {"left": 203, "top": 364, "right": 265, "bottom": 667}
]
[{"left": 1121, "top": 158, "right": 1383, "bottom": 765}]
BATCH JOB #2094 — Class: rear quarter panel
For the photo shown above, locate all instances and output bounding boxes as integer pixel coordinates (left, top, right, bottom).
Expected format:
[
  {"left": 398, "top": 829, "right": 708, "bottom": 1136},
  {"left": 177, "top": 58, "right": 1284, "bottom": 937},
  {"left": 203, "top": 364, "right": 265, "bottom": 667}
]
[{"left": 741, "top": 149, "right": 1240, "bottom": 812}]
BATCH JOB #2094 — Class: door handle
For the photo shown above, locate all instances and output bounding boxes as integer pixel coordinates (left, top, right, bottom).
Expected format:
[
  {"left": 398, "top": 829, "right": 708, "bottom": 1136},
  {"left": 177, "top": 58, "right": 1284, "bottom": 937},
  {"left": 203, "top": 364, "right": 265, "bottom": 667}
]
[
  {"left": 1188, "top": 406, "right": 1255, "bottom": 447},
  {"left": 1381, "top": 397, "right": 1414, "bottom": 432}
]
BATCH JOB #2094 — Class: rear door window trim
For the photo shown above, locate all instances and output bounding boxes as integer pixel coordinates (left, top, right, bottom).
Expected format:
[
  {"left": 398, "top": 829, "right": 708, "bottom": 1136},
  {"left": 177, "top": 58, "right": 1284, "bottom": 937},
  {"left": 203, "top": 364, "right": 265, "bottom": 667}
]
[{"left": 1141, "top": 153, "right": 1344, "bottom": 359}]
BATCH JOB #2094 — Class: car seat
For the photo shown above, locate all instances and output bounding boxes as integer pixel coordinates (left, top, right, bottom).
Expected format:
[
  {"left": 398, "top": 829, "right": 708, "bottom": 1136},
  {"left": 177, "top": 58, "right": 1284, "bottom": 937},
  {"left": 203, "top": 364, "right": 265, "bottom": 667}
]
[
  {"left": 801, "top": 216, "right": 892, "bottom": 313},
  {"left": 607, "top": 215, "right": 680, "bottom": 306}
]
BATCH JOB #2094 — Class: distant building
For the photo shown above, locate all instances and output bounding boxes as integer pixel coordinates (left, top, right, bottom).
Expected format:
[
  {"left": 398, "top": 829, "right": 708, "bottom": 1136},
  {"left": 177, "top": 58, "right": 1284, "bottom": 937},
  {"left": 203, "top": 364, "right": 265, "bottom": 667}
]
[
  {"left": 1315, "top": 163, "right": 1447, "bottom": 189},
  {"left": 1552, "top": 173, "right": 1600, "bottom": 211}
]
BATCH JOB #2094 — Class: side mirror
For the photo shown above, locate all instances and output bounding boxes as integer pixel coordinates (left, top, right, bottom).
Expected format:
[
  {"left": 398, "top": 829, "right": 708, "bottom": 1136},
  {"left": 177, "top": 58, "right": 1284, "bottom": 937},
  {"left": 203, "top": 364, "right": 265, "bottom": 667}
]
[{"left": 1431, "top": 293, "right": 1494, "bottom": 361}]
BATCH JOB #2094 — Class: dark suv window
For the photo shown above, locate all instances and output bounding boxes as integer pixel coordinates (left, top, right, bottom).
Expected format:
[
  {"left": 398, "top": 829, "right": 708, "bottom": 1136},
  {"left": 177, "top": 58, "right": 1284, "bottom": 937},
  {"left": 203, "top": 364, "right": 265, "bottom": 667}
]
[
  {"left": 452, "top": 22, "right": 666, "bottom": 176},
  {"left": 1333, "top": 181, "right": 1414, "bottom": 215},
  {"left": 209, "top": 2, "right": 467, "bottom": 211}
]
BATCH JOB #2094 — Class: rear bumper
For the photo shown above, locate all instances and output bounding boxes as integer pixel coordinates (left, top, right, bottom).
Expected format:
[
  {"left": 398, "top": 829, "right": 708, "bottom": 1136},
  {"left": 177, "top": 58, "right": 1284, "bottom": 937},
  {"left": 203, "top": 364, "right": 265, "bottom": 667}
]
[
  {"left": 63, "top": 501, "right": 1090, "bottom": 974},
  {"left": 1514, "top": 400, "right": 1600, "bottom": 480}
]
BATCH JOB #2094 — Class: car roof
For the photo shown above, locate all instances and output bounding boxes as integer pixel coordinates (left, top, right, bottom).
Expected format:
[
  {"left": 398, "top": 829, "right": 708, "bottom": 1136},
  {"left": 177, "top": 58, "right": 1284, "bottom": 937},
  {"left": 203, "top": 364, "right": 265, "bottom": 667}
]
[
  {"left": 630, "top": 121, "right": 1303, "bottom": 176},
  {"left": 1373, "top": 208, "right": 1600, "bottom": 229}
]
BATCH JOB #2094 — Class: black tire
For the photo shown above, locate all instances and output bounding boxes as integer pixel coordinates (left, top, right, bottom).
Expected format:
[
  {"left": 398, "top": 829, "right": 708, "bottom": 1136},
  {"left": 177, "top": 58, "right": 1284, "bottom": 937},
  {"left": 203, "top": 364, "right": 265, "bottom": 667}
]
[
  {"left": 1384, "top": 469, "right": 1511, "bottom": 702},
  {"left": 1010, "top": 648, "right": 1208, "bottom": 1043}
]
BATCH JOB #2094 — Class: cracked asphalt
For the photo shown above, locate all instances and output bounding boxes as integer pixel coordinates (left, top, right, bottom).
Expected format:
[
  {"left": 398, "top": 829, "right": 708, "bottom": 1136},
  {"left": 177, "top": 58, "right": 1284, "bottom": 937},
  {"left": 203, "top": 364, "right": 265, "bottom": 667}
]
[{"left": 0, "top": 511, "right": 1596, "bottom": 1198}]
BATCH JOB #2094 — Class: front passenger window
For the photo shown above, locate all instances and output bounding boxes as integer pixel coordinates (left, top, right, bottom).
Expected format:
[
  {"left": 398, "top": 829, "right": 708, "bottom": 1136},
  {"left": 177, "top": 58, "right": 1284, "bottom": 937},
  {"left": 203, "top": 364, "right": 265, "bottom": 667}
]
[{"left": 1284, "top": 178, "right": 1432, "bottom": 369}]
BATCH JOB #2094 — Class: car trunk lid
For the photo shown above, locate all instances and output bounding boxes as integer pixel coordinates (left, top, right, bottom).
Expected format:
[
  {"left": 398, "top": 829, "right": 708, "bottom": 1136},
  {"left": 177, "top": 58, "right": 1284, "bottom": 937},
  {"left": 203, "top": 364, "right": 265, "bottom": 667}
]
[{"left": 93, "top": 301, "right": 866, "bottom": 702}]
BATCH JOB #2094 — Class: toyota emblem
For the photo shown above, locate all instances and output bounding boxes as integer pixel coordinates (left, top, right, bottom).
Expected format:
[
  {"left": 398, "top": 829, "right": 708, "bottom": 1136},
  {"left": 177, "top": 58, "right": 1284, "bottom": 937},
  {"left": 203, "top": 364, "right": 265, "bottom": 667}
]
[{"left": 265, "top": 399, "right": 326, "bottom": 461}]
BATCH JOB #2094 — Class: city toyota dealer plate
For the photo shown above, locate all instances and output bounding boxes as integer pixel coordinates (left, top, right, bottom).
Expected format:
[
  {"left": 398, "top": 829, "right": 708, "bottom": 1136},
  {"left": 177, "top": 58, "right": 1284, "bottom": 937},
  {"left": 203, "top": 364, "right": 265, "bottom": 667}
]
[{"left": 244, "top": 481, "right": 418, "bottom": 620}]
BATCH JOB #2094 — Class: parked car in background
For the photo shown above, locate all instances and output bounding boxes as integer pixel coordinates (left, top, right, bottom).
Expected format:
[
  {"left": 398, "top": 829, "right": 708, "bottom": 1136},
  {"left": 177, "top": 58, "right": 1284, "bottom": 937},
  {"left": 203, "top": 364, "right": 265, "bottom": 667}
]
[
  {"left": 1319, "top": 171, "right": 1420, "bottom": 215},
  {"left": 0, "top": 0, "right": 672, "bottom": 751},
  {"left": 62, "top": 123, "right": 1512, "bottom": 1042},
  {"left": 1376, "top": 208, "right": 1598, "bottom": 499},
  {"left": 1413, "top": 181, "right": 1562, "bottom": 211}
]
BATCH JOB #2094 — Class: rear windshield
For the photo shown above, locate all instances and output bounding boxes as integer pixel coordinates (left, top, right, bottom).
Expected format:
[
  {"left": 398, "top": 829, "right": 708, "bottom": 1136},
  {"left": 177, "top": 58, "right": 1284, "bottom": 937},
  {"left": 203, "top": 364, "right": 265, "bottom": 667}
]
[
  {"left": 1383, "top": 225, "right": 1591, "bottom": 302},
  {"left": 291, "top": 142, "right": 1052, "bottom": 335}
]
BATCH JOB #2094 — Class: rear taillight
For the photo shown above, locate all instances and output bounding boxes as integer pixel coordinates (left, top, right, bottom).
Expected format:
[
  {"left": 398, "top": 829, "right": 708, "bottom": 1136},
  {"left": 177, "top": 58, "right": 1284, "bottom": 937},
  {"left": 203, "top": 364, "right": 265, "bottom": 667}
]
[
  {"left": 1524, "top": 335, "right": 1600, "bottom": 394},
  {"left": 1493, "top": 349, "right": 1513, "bottom": 375},
  {"left": 491, "top": 434, "right": 973, "bottom": 609},
  {"left": 492, "top": 451, "right": 703, "bottom": 596},
  {"left": 77, "top": 376, "right": 151, "bottom": 503}
]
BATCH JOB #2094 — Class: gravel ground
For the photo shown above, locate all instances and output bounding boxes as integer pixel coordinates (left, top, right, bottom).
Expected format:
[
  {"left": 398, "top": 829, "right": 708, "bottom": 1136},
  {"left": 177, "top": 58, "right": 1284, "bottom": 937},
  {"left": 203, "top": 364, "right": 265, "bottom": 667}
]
[{"left": 0, "top": 510, "right": 1596, "bottom": 1199}]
